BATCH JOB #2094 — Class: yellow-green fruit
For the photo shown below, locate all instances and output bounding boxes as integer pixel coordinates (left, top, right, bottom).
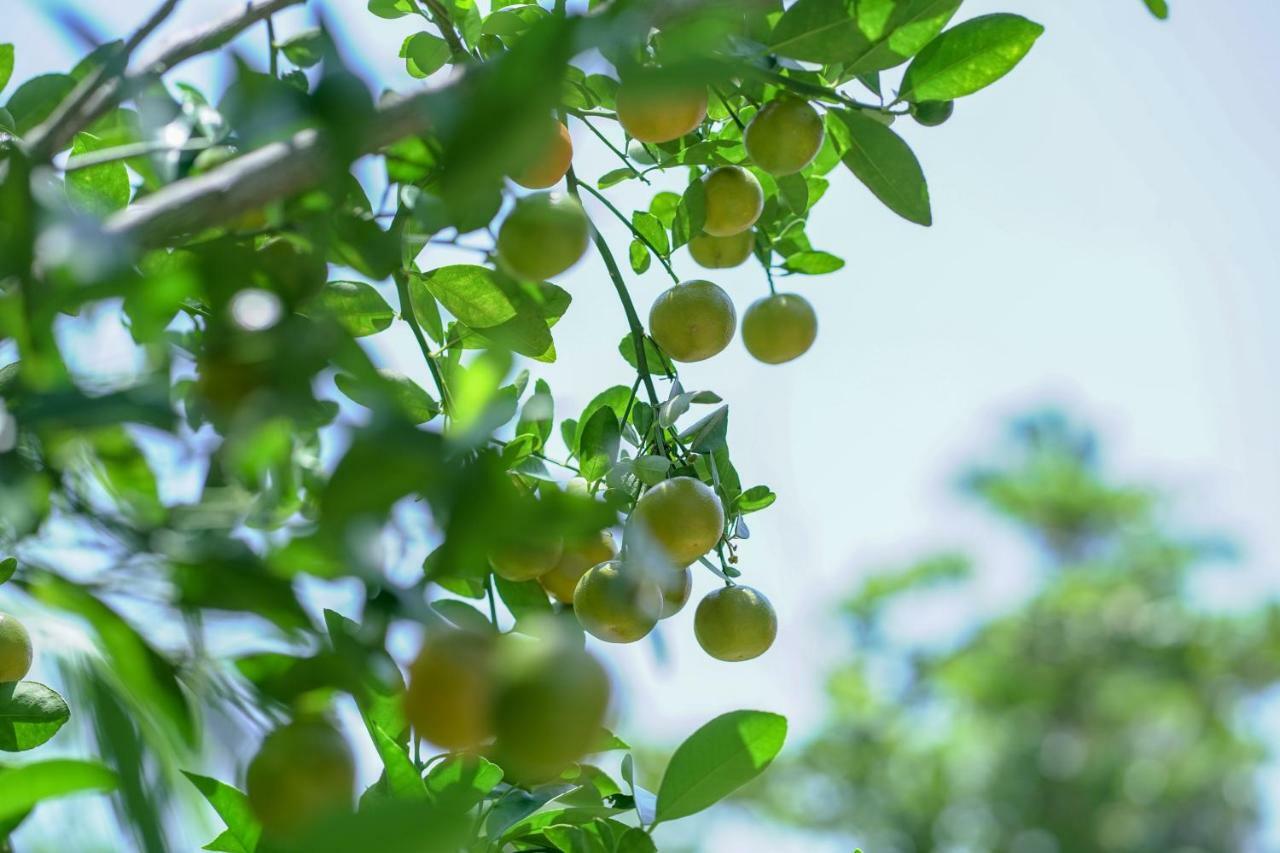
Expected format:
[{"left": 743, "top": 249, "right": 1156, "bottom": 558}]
[
  {"left": 701, "top": 166, "right": 764, "bottom": 237},
  {"left": 649, "top": 280, "right": 736, "bottom": 363},
  {"left": 512, "top": 120, "right": 573, "bottom": 189},
  {"left": 404, "top": 628, "right": 495, "bottom": 750},
  {"left": 616, "top": 79, "right": 708, "bottom": 143},
  {"left": 628, "top": 477, "right": 725, "bottom": 567},
  {"left": 656, "top": 567, "right": 692, "bottom": 618},
  {"left": 694, "top": 585, "right": 778, "bottom": 662},
  {"left": 541, "top": 531, "right": 616, "bottom": 604},
  {"left": 0, "top": 613, "right": 33, "bottom": 683},
  {"left": 490, "top": 538, "right": 563, "bottom": 582},
  {"left": 190, "top": 145, "right": 239, "bottom": 176},
  {"left": 689, "top": 230, "right": 755, "bottom": 269},
  {"left": 497, "top": 193, "right": 589, "bottom": 281},
  {"left": 741, "top": 293, "right": 817, "bottom": 364},
  {"left": 491, "top": 627, "right": 611, "bottom": 782},
  {"left": 246, "top": 721, "right": 355, "bottom": 837},
  {"left": 744, "top": 96, "right": 825, "bottom": 176},
  {"left": 573, "top": 560, "right": 663, "bottom": 643}
]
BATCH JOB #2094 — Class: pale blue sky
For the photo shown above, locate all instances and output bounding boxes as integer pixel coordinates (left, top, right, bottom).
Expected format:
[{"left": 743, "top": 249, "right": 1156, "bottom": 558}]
[{"left": 6, "top": 0, "right": 1280, "bottom": 850}]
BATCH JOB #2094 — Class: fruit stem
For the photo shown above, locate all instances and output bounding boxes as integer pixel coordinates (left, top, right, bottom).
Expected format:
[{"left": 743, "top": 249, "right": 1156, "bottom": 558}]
[
  {"left": 713, "top": 85, "right": 745, "bottom": 131},
  {"left": 486, "top": 573, "right": 499, "bottom": 625},
  {"left": 394, "top": 269, "right": 453, "bottom": 418},
  {"left": 754, "top": 233, "right": 778, "bottom": 295},
  {"left": 749, "top": 67, "right": 885, "bottom": 114},
  {"left": 265, "top": 16, "right": 279, "bottom": 78},
  {"left": 576, "top": 181, "right": 679, "bottom": 285},
  {"left": 568, "top": 112, "right": 650, "bottom": 186}
]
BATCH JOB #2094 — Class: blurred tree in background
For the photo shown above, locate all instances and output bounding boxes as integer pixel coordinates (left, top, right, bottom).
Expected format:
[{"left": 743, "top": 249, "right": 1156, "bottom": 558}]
[{"left": 752, "top": 411, "right": 1280, "bottom": 853}]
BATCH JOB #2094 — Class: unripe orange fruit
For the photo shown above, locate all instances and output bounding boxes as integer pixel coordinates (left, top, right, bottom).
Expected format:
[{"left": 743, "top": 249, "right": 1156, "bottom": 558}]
[
  {"left": 404, "top": 628, "right": 495, "bottom": 750},
  {"left": 701, "top": 166, "right": 763, "bottom": 237},
  {"left": 689, "top": 229, "right": 755, "bottom": 269},
  {"left": 694, "top": 585, "right": 777, "bottom": 662},
  {"left": 512, "top": 120, "right": 573, "bottom": 189},
  {"left": 616, "top": 78, "right": 708, "bottom": 143},
  {"left": 912, "top": 99, "right": 954, "bottom": 127},
  {"left": 573, "top": 560, "right": 663, "bottom": 643},
  {"left": 656, "top": 566, "right": 693, "bottom": 618},
  {"left": 489, "top": 538, "right": 563, "bottom": 582},
  {"left": 541, "top": 531, "right": 616, "bottom": 604},
  {"left": 0, "top": 613, "right": 33, "bottom": 682},
  {"left": 741, "top": 293, "right": 817, "bottom": 364},
  {"left": 497, "top": 193, "right": 589, "bottom": 282},
  {"left": 628, "top": 477, "right": 724, "bottom": 567},
  {"left": 246, "top": 721, "right": 355, "bottom": 837},
  {"left": 744, "top": 96, "right": 825, "bottom": 176},
  {"left": 649, "top": 280, "right": 736, "bottom": 363}
]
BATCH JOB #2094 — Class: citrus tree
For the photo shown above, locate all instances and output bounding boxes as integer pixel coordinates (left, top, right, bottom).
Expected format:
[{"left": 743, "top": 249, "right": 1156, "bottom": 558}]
[{"left": 0, "top": 0, "right": 1160, "bottom": 848}]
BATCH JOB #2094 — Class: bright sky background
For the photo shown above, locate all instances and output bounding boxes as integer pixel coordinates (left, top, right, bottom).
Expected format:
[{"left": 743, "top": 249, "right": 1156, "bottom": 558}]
[{"left": 6, "top": 0, "right": 1280, "bottom": 850}]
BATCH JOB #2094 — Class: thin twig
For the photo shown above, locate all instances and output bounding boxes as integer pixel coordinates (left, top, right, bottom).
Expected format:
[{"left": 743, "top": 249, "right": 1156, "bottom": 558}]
[
  {"left": 61, "top": 138, "right": 214, "bottom": 172},
  {"left": 568, "top": 111, "right": 648, "bottom": 185},
  {"left": 577, "top": 182, "right": 678, "bottom": 284},
  {"left": 395, "top": 270, "right": 453, "bottom": 416}
]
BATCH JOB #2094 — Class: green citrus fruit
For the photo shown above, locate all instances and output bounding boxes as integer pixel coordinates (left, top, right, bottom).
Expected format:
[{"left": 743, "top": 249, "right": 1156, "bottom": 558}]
[
  {"left": 512, "top": 120, "right": 573, "bottom": 189},
  {"left": 404, "top": 628, "right": 495, "bottom": 750},
  {"left": 649, "top": 280, "right": 736, "bottom": 363},
  {"left": 190, "top": 145, "right": 239, "bottom": 176},
  {"left": 912, "top": 100, "right": 954, "bottom": 127},
  {"left": 656, "top": 566, "right": 692, "bottom": 618},
  {"left": 491, "top": 623, "right": 611, "bottom": 781},
  {"left": 573, "top": 560, "right": 663, "bottom": 643},
  {"left": 616, "top": 78, "right": 708, "bottom": 143},
  {"left": 688, "top": 230, "right": 755, "bottom": 269},
  {"left": 744, "top": 96, "right": 825, "bottom": 176},
  {"left": 741, "top": 293, "right": 817, "bottom": 364},
  {"left": 246, "top": 720, "right": 355, "bottom": 837},
  {"left": 701, "top": 166, "right": 764, "bottom": 237},
  {"left": 497, "top": 192, "right": 589, "bottom": 282},
  {"left": 694, "top": 585, "right": 778, "bottom": 662},
  {"left": 541, "top": 531, "right": 616, "bottom": 604},
  {"left": 628, "top": 477, "right": 724, "bottom": 567},
  {"left": 0, "top": 613, "right": 33, "bottom": 683},
  {"left": 490, "top": 537, "right": 563, "bottom": 582}
]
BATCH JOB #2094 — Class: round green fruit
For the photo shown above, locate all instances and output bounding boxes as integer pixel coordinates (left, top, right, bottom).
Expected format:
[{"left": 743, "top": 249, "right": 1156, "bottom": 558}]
[
  {"left": 573, "top": 560, "right": 663, "bottom": 643},
  {"left": 912, "top": 100, "right": 954, "bottom": 127},
  {"left": 246, "top": 721, "right": 355, "bottom": 838},
  {"left": 741, "top": 293, "right": 817, "bottom": 364},
  {"left": 541, "top": 531, "right": 616, "bottom": 605},
  {"left": 701, "top": 166, "right": 764, "bottom": 237},
  {"left": 512, "top": 120, "right": 573, "bottom": 189},
  {"left": 491, "top": 625, "right": 611, "bottom": 782},
  {"left": 616, "top": 78, "right": 708, "bottom": 143},
  {"left": 0, "top": 613, "right": 33, "bottom": 683},
  {"left": 688, "top": 230, "right": 755, "bottom": 269},
  {"left": 694, "top": 585, "right": 778, "bottom": 662},
  {"left": 656, "top": 566, "right": 692, "bottom": 618},
  {"left": 744, "top": 96, "right": 825, "bottom": 176},
  {"left": 497, "top": 193, "right": 589, "bottom": 281},
  {"left": 489, "top": 538, "right": 563, "bottom": 582},
  {"left": 649, "top": 280, "right": 736, "bottom": 363},
  {"left": 404, "top": 628, "right": 495, "bottom": 750},
  {"left": 628, "top": 477, "right": 725, "bottom": 568}
]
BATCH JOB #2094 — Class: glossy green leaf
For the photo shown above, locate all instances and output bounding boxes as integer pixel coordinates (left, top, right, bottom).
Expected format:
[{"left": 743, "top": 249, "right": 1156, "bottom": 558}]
[
  {"left": 0, "top": 45, "right": 13, "bottom": 95},
  {"left": 0, "top": 682, "right": 70, "bottom": 752},
  {"left": 898, "top": 14, "right": 1045, "bottom": 103},
  {"left": 832, "top": 109, "right": 931, "bottom": 225},
  {"left": 0, "top": 557, "right": 14, "bottom": 585},
  {"left": 401, "top": 32, "right": 452, "bottom": 78},
  {"left": 420, "top": 265, "right": 552, "bottom": 357},
  {"left": 770, "top": 0, "right": 960, "bottom": 70},
  {"left": 368, "top": 724, "right": 427, "bottom": 799},
  {"left": 368, "top": 0, "right": 416, "bottom": 18},
  {"left": 654, "top": 710, "right": 787, "bottom": 824},
  {"left": 65, "top": 132, "right": 130, "bottom": 215},
  {"left": 314, "top": 281, "right": 395, "bottom": 337},
  {"left": 783, "top": 251, "right": 845, "bottom": 274},
  {"left": 182, "top": 772, "right": 261, "bottom": 853},
  {"left": 579, "top": 406, "right": 621, "bottom": 482},
  {"left": 425, "top": 755, "right": 504, "bottom": 814},
  {"left": 5, "top": 73, "right": 75, "bottom": 136},
  {"left": 335, "top": 370, "right": 440, "bottom": 424},
  {"left": 0, "top": 760, "right": 118, "bottom": 822},
  {"left": 494, "top": 575, "right": 553, "bottom": 625},
  {"left": 631, "top": 211, "right": 670, "bottom": 256},
  {"left": 619, "top": 335, "right": 670, "bottom": 377},
  {"left": 516, "top": 378, "right": 554, "bottom": 447},
  {"left": 629, "top": 239, "right": 650, "bottom": 274},
  {"left": 277, "top": 28, "right": 324, "bottom": 68}
]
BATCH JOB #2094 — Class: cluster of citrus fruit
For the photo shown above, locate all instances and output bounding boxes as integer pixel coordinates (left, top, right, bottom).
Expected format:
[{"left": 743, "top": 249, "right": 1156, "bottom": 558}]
[
  {"left": 495, "top": 74, "right": 824, "bottom": 368},
  {"left": 0, "top": 610, "right": 34, "bottom": 684}
]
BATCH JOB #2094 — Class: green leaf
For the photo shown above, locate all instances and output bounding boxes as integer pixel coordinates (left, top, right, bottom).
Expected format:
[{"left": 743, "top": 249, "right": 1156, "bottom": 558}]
[
  {"left": 654, "top": 710, "right": 787, "bottom": 824},
  {"left": 619, "top": 335, "right": 670, "bottom": 377},
  {"left": 0, "top": 45, "right": 13, "bottom": 95},
  {"left": 783, "top": 251, "right": 845, "bottom": 274},
  {"left": 631, "top": 211, "right": 670, "bottom": 256},
  {"left": 65, "top": 132, "right": 131, "bottom": 215},
  {"left": 678, "top": 405, "right": 729, "bottom": 454},
  {"left": 578, "top": 406, "right": 621, "bottom": 483},
  {"left": 832, "top": 109, "right": 931, "bottom": 225},
  {"left": 616, "top": 828, "right": 657, "bottom": 853},
  {"left": 368, "top": 723, "right": 428, "bottom": 799},
  {"left": 898, "top": 14, "right": 1045, "bottom": 103},
  {"left": 277, "top": 28, "right": 324, "bottom": 68},
  {"left": 771, "top": 0, "right": 885, "bottom": 65},
  {"left": 0, "top": 682, "right": 70, "bottom": 752},
  {"left": 420, "top": 265, "right": 552, "bottom": 357},
  {"left": 737, "top": 485, "right": 777, "bottom": 514},
  {"left": 597, "top": 167, "right": 637, "bottom": 189},
  {"left": 406, "top": 270, "right": 446, "bottom": 343},
  {"left": 425, "top": 755, "right": 504, "bottom": 814},
  {"left": 368, "top": 0, "right": 417, "bottom": 18},
  {"left": 670, "top": 180, "right": 706, "bottom": 250},
  {"left": 629, "top": 240, "right": 651, "bottom": 275},
  {"left": 770, "top": 0, "right": 961, "bottom": 70},
  {"left": 1143, "top": 0, "right": 1170, "bottom": 19},
  {"left": 516, "top": 378, "right": 554, "bottom": 447},
  {"left": 182, "top": 772, "right": 261, "bottom": 853},
  {"left": 494, "top": 575, "right": 553, "bottom": 626},
  {"left": 401, "top": 32, "right": 452, "bottom": 78},
  {"left": 0, "top": 760, "right": 117, "bottom": 822},
  {"left": 0, "top": 557, "right": 14, "bottom": 585},
  {"left": 335, "top": 370, "right": 440, "bottom": 424},
  {"left": 314, "top": 281, "right": 395, "bottom": 337},
  {"left": 5, "top": 73, "right": 75, "bottom": 136}
]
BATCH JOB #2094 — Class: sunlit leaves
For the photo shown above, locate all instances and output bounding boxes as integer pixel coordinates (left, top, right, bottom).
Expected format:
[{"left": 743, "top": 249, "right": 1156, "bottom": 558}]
[
  {"left": 425, "top": 756, "right": 504, "bottom": 813},
  {"left": 654, "top": 710, "right": 787, "bottom": 824},
  {"left": 335, "top": 370, "right": 440, "bottom": 424},
  {"left": 1144, "top": 0, "right": 1170, "bottom": 19},
  {"left": 401, "top": 33, "right": 452, "bottom": 78},
  {"left": 419, "top": 265, "right": 555, "bottom": 359},
  {"left": 0, "top": 760, "right": 118, "bottom": 823},
  {"left": 898, "top": 14, "right": 1045, "bottom": 102},
  {"left": 783, "top": 250, "right": 845, "bottom": 275},
  {"left": 832, "top": 109, "right": 932, "bottom": 225},
  {"left": 579, "top": 406, "right": 621, "bottom": 482},
  {"left": 182, "top": 772, "right": 262, "bottom": 853},
  {"left": 314, "top": 281, "right": 395, "bottom": 337},
  {"left": 276, "top": 28, "right": 325, "bottom": 68},
  {"left": 0, "top": 682, "right": 71, "bottom": 752},
  {"left": 367, "top": 0, "right": 417, "bottom": 19},
  {"left": 4, "top": 73, "right": 75, "bottom": 135},
  {"left": 0, "top": 45, "right": 14, "bottom": 95}
]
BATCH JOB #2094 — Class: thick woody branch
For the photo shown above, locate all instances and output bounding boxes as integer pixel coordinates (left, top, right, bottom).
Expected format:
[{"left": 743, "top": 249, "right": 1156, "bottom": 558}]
[{"left": 103, "top": 88, "right": 440, "bottom": 248}]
